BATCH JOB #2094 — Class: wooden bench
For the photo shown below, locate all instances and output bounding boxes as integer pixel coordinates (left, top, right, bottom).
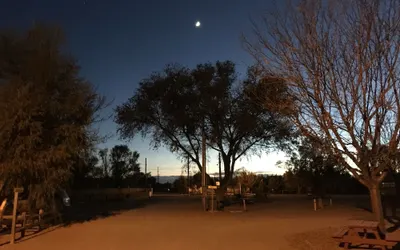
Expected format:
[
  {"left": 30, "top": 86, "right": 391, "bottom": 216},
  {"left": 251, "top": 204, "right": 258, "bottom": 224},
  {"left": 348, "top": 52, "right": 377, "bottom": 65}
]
[
  {"left": 332, "top": 227, "right": 348, "bottom": 239},
  {"left": 333, "top": 220, "right": 400, "bottom": 249},
  {"left": 340, "top": 236, "right": 397, "bottom": 249},
  {"left": 333, "top": 220, "right": 392, "bottom": 249},
  {"left": 386, "top": 230, "right": 400, "bottom": 247}
]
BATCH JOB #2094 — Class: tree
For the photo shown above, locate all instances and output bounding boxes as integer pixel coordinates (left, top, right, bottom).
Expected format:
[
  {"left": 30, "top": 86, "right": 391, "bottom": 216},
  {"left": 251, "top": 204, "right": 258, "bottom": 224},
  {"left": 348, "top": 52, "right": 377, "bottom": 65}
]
[
  {"left": 115, "top": 61, "right": 294, "bottom": 194},
  {"left": 285, "top": 137, "right": 343, "bottom": 195},
  {"left": 245, "top": 0, "right": 400, "bottom": 229},
  {"left": 236, "top": 170, "right": 258, "bottom": 194},
  {"left": 109, "top": 145, "right": 140, "bottom": 186},
  {"left": 70, "top": 148, "right": 106, "bottom": 189},
  {"left": 0, "top": 25, "right": 105, "bottom": 210},
  {"left": 267, "top": 175, "right": 284, "bottom": 193},
  {"left": 283, "top": 169, "right": 300, "bottom": 193},
  {"left": 173, "top": 176, "right": 187, "bottom": 194},
  {"left": 98, "top": 148, "right": 110, "bottom": 178}
]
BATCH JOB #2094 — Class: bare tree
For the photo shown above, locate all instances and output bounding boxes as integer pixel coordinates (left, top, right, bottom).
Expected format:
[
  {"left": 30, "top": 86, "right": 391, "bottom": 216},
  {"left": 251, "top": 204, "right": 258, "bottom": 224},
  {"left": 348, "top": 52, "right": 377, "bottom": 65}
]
[{"left": 244, "top": 0, "right": 400, "bottom": 230}]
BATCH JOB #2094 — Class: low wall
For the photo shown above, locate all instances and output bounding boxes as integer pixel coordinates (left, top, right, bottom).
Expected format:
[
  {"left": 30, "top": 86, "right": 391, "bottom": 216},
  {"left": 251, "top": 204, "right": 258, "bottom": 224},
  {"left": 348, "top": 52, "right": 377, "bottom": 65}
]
[{"left": 72, "top": 188, "right": 148, "bottom": 201}]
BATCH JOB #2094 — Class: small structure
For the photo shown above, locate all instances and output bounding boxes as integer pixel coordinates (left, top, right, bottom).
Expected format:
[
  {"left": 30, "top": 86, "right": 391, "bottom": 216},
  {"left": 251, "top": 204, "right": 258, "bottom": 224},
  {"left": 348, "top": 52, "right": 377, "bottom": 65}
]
[
  {"left": 207, "top": 186, "right": 217, "bottom": 212},
  {"left": 333, "top": 220, "right": 400, "bottom": 249}
]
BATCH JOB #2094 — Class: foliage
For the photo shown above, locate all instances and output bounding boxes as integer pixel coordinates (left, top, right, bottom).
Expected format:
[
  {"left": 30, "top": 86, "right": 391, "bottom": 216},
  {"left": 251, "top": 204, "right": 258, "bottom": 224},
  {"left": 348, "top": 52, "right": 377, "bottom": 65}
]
[
  {"left": 173, "top": 176, "right": 187, "bottom": 194},
  {"left": 98, "top": 148, "right": 110, "bottom": 178},
  {"left": 236, "top": 170, "right": 258, "bottom": 193},
  {"left": 285, "top": 137, "right": 344, "bottom": 195},
  {"left": 245, "top": 0, "right": 400, "bottom": 228},
  {"left": 0, "top": 25, "right": 105, "bottom": 210},
  {"left": 115, "top": 61, "right": 295, "bottom": 186},
  {"left": 267, "top": 175, "right": 284, "bottom": 193},
  {"left": 109, "top": 145, "right": 140, "bottom": 186},
  {"left": 72, "top": 145, "right": 151, "bottom": 189}
]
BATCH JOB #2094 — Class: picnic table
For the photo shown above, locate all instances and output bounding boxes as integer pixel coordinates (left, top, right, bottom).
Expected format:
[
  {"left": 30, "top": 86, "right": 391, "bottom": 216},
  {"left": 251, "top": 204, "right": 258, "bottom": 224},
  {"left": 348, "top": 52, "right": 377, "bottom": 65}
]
[{"left": 333, "top": 220, "right": 400, "bottom": 249}]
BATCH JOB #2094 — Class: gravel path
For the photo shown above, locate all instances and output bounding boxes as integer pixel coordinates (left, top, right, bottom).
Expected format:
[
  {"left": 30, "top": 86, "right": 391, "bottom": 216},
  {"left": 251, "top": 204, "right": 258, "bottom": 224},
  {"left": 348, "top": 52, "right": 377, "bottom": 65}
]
[{"left": 0, "top": 194, "right": 377, "bottom": 250}]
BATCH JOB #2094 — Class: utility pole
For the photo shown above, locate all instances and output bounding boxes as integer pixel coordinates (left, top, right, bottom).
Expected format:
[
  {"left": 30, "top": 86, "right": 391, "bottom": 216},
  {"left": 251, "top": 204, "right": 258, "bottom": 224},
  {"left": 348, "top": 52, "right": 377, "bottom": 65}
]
[
  {"left": 157, "top": 167, "right": 160, "bottom": 184},
  {"left": 202, "top": 121, "right": 207, "bottom": 211},
  {"left": 187, "top": 155, "right": 190, "bottom": 195},
  {"left": 145, "top": 158, "right": 147, "bottom": 190}
]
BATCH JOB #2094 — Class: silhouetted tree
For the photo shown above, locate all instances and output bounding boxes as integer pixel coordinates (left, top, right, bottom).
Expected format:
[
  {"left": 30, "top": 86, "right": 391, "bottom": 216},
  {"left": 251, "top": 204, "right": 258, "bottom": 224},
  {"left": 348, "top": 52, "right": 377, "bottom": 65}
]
[
  {"left": 173, "top": 176, "right": 187, "bottom": 194},
  {"left": 0, "top": 24, "right": 105, "bottom": 210},
  {"left": 98, "top": 148, "right": 110, "bottom": 178},
  {"left": 267, "top": 175, "right": 284, "bottom": 193},
  {"left": 285, "top": 137, "right": 343, "bottom": 195},
  {"left": 245, "top": 0, "right": 400, "bottom": 230},
  {"left": 72, "top": 149, "right": 100, "bottom": 186},
  {"left": 115, "top": 61, "right": 294, "bottom": 197},
  {"left": 283, "top": 169, "right": 300, "bottom": 194},
  {"left": 109, "top": 145, "right": 140, "bottom": 187},
  {"left": 236, "top": 170, "right": 258, "bottom": 193}
]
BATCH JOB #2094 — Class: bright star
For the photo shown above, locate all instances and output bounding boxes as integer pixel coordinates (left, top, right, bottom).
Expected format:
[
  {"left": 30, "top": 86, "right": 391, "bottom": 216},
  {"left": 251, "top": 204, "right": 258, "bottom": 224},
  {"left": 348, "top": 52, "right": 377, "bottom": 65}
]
[{"left": 195, "top": 21, "right": 201, "bottom": 28}]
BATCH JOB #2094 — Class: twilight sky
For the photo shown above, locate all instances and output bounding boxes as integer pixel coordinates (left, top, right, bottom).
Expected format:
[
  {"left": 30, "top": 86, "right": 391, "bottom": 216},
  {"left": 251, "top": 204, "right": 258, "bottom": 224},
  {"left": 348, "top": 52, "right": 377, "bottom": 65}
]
[{"left": 0, "top": 0, "right": 287, "bottom": 176}]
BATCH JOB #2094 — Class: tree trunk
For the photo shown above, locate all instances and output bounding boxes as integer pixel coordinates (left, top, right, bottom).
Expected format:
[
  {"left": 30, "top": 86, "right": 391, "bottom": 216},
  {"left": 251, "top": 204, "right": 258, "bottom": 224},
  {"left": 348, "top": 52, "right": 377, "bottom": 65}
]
[
  {"left": 216, "top": 183, "right": 227, "bottom": 210},
  {"left": 369, "top": 184, "right": 385, "bottom": 232},
  {"left": 218, "top": 153, "right": 222, "bottom": 181},
  {"left": 215, "top": 175, "right": 234, "bottom": 210}
]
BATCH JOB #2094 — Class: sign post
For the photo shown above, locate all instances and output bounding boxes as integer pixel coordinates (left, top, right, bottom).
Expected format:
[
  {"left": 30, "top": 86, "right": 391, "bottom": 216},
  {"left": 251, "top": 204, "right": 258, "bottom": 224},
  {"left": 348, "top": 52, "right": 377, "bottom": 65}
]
[
  {"left": 10, "top": 187, "right": 24, "bottom": 244},
  {"left": 207, "top": 186, "right": 217, "bottom": 212}
]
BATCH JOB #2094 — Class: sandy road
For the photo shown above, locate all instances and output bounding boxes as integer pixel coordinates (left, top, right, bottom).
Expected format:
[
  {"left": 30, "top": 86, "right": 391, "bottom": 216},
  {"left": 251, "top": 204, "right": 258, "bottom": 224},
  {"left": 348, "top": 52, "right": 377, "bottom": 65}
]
[{"left": 1, "top": 194, "right": 373, "bottom": 250}]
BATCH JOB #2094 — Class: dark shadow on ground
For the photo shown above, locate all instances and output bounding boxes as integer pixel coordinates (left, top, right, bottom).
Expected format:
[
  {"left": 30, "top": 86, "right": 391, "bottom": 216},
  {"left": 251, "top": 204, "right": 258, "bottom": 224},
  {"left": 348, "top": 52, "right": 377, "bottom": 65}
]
[
  {"left": 62, "top": 196, "right": 150, "bottom": 226},
  {"left": 354, "top": 198, "right": 400, "bottom": 231},
  {"left": 0, "top": 225, "right": 62, "bottom": 246},
  {"left": 0, "top": 195, "right": 157, "bottom": 245}
]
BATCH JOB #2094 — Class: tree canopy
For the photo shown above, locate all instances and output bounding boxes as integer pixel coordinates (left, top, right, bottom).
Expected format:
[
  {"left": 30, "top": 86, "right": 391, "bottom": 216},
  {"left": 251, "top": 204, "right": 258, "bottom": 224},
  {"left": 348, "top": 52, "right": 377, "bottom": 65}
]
[
  {"left": 115, "top": 60, "right": 294, "bottom": 185},
  {"left": 0, "top": 25, "right": 105, "bottom": 209},
  {"left": 71, "top": 144, "right": 152, "bottom": 189},
  {"left": 109, "top": 144, "right": 140, "bottom": 186},
  {"left": 245, "top": 0, "right": 400, "bottom": 229},
  {"left": 285, "top": 137, "right": 345, "bottom": 195}
]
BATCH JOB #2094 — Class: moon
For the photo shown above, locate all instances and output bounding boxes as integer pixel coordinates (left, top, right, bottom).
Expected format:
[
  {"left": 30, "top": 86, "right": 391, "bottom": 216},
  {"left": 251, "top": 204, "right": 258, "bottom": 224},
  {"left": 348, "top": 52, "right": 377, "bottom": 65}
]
[{"left": 195, "top": 21, "right": 201, "bottom": 28}]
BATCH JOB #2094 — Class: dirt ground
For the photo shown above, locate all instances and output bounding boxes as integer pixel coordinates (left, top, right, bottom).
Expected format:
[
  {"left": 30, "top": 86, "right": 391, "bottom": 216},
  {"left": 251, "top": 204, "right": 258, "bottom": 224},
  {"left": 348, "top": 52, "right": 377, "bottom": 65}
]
[{"left": 0, "top": 194, "right": 395, "bottom": 250}]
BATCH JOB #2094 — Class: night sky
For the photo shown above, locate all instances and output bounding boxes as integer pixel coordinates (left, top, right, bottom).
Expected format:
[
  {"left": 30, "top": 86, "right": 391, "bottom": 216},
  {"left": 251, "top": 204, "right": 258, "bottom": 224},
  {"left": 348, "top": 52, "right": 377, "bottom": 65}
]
[{"left": 0, "top": 0, "right": 286, "bottom": 176}]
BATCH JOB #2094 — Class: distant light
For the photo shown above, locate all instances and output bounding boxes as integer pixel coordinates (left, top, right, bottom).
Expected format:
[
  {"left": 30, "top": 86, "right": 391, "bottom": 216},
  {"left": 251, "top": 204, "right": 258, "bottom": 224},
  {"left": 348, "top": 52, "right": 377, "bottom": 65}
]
[{"left": 195, "top": 21, "right": 201, "bottom": 28}]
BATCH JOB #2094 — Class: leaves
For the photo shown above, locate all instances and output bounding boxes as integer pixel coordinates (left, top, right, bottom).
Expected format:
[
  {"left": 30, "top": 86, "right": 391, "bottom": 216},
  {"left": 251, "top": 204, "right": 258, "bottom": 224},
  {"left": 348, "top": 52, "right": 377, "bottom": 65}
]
[
  {"left": 0, "top": 24, "right": 105, "bottom": 210},
  {"left": 115, "top": 61, "right": 295, "bottom": 183},
  {"left": 284, "top": 137, "right": 345, "bottom": 194},
  {"left": 109, "top": 145, "right": 140, "bottom": 185}
]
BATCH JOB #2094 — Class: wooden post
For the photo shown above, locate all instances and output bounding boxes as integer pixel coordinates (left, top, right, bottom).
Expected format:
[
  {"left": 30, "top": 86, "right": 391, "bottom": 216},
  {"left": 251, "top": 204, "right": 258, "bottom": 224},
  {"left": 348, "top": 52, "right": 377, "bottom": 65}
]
[
  {"left": 38, "top": 209, "right": 44, "bottom": 231},
  {"left": 211, "top": 190, "right": 214, "bottom": 212},
  {"left": 10, "top": 187, "right": 23, "bottom": 244},
  {"left": 313, "top": 198, "right": 317, "bottom": 211},
  {"left": 21, "top": 212, "right": 27, "bottom": 238},
  {"left": 243, "top": 198, "right": 247, "bottom": 212},
  {"left": 329, "top": 198, "right": 333, "bottom": 206}
]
